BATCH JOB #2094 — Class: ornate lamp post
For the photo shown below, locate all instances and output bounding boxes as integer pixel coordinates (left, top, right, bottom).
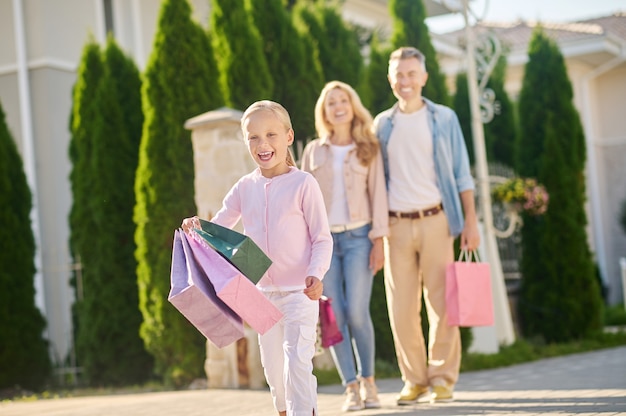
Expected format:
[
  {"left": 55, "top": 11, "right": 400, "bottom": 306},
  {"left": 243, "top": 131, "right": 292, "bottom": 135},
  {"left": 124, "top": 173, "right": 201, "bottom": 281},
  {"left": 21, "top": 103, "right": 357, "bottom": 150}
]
[{"left": 441, "top": 0, "right": 516, "bottom": 348}]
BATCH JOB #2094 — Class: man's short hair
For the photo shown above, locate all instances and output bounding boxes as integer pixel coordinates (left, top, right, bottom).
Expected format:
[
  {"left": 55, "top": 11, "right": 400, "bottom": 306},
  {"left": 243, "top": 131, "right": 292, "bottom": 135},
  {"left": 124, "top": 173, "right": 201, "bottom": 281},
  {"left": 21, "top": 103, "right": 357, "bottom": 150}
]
[{"left": 389, "top": 47, "right": 426, "bottom": 71}]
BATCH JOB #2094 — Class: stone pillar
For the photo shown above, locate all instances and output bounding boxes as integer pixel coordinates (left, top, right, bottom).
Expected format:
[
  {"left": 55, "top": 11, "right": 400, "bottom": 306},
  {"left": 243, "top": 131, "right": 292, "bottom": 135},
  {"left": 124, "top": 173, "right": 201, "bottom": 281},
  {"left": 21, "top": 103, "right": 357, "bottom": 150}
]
[
  {"left": 185, "top": 107, "right": 265, "bottom": 390},
  {"left": 184, "top": 107, "right": 255, "bottom": 220}
]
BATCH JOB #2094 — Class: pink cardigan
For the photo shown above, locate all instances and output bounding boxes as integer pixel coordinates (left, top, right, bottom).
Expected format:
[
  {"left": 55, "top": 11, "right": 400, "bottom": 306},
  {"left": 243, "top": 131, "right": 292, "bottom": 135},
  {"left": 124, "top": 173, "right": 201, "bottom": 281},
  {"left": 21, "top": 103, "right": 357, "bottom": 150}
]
[{"left": 212, "top": 167, "right": 333, "bottom": 291}]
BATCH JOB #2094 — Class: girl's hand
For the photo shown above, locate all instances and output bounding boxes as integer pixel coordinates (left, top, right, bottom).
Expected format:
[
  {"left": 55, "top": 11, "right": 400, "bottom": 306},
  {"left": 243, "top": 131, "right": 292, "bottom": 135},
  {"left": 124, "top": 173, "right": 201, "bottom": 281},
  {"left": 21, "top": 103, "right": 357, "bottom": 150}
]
[
  {"left": 181, "top": 216, "right": 201, "bottom": 235},
  {"left": 303, "top": 276, "right": 323, "bottom": 301}
]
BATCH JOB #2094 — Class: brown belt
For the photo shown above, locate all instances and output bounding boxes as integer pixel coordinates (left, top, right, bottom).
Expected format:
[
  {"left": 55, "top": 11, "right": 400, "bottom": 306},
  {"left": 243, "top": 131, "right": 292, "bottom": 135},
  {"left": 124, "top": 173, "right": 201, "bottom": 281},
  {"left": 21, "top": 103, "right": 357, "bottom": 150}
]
[{"left": 389, "top": 204, "right": 443, "bottom": 220}]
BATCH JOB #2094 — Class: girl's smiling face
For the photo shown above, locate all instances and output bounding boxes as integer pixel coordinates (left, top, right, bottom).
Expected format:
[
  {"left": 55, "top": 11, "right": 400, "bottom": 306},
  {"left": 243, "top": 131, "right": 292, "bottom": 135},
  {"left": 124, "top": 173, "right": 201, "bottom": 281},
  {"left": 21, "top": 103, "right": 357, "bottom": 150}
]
[{"left": 243, "top": 109, "right": 294, "bottom": 178}]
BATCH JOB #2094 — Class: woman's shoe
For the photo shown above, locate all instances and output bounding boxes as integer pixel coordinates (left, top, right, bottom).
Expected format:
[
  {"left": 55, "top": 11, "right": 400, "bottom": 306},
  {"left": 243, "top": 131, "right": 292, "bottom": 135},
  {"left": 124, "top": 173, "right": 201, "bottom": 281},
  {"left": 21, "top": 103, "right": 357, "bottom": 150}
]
[
  {"left": 360, "top": 378, "right": 381, "bottom": 409},
  {"left": 342, "top": 383, "right": 364, "bottom": 412}
]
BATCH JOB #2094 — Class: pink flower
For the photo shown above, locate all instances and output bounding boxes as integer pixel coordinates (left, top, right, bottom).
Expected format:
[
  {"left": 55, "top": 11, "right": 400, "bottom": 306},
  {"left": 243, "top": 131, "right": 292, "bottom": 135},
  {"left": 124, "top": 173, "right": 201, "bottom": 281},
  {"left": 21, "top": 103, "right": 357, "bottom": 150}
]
[{"left": 493, "top": 177, "right": 549, "bottom": 216}]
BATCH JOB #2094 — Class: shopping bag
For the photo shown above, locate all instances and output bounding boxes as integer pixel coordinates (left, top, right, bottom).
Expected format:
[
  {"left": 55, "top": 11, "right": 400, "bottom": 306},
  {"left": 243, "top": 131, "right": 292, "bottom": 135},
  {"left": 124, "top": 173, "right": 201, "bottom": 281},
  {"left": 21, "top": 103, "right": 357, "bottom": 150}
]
[
  {"left": 168, "top": 229, "right": 244, "bottom": 348},
  {"left": 187, "top": 232, "right": 283, "bottom": 335},
  {"left": 319, "top": 296, "right": 343, "bottom": 348},
  {"left": 445, "top": 250, "right": 494, "bottom": 327},
  {"left": 193, "top": 219, "right": 271, "bottom": 284}
]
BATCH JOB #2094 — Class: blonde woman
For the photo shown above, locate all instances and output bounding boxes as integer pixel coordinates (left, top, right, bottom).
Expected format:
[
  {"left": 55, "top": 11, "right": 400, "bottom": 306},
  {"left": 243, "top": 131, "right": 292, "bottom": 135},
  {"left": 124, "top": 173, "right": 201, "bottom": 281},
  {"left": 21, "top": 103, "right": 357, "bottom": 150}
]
[{"left": 301, "top": 81, "right": 389, "bottom": 412}]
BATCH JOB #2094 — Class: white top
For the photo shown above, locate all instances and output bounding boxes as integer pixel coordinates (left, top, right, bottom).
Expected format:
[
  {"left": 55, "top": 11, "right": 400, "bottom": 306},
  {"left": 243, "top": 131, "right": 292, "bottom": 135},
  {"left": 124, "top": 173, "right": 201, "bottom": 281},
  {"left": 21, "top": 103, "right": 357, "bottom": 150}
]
[
  {"left": 387, "top": 107, "right": 441, "bottom": 211},
  {"left": 328, "top": 143, "right": 354, "bottom": 226}
]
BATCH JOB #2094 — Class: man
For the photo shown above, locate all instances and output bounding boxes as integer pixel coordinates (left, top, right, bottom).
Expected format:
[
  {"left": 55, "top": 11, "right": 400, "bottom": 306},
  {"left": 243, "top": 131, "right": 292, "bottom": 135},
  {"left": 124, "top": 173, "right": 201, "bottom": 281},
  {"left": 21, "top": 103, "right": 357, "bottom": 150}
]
[{"left": 373, "top": 46, "right": 480, "bottom": 404}]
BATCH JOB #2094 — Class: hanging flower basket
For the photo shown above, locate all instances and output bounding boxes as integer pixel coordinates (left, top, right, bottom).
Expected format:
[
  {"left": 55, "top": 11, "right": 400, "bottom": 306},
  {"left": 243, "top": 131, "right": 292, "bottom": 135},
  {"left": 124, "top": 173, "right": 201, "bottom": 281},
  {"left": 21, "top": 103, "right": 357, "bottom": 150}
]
[{"left": 492, "top": 177, "right": 549, "bottom": 216}]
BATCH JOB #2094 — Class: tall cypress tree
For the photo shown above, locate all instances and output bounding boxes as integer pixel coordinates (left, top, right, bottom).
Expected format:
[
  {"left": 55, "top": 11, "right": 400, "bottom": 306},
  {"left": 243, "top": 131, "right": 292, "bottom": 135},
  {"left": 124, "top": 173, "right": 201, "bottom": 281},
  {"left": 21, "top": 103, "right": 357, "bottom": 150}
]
[
  {"left": 135, "top": 0, "right": 224, "bottom": 386},
  {"left": 0, "top": 100, "right": 51, "bottom": 391},
  {"left": 388, "top": 0, "right": 449, "bottom": 105},
  {"left": 210, "top": 0, "right": 272, "bottom": 110},
  {"left": 516, "top": 28, "right": 602, "bottom": 342},
  {"left": 75, "top": 35, "right": 152, "bottom": 386},
  {"left": 453, "top": 73, "right": 473, "bottom": 162},
  {"left": 364, "top": 0, "right": 449, "bottom": 115},
  {"left": 293, "top": 22, "right": 325, "bottom": 147},
  {"left": 247, "top": 0, "right": 323, "bottom": 144},
  {"left": 488, "top": 56, "right": 516, "bottom": 168},
  {"left": 293, "top": 0, "right": 363, "bottom": 87},
  {"left": 69, "top": 40, "right": 103, "bottom": 242},
  {"left": 316, "top": 1, "right": 363, "bottom": 86},
  {"left": 361, "top": 34, "right": 394, "bottom": 114},
  {"left": 68, "top": 38, "right": 104, "bottom": 373},
  {"left": 453, "top": 55, "right": 517, "bottom": 167}
]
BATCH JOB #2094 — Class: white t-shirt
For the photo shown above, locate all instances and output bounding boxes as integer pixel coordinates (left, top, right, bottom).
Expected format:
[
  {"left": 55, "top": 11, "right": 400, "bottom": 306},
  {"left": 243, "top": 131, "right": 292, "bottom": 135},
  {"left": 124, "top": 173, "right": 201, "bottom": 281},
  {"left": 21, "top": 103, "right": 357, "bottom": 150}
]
[
  {"left": 387, "top": 107, "right": 441, "bottom": 211},
  {"left": 328, "top": 143, "right": 354, "bottom": 226}
]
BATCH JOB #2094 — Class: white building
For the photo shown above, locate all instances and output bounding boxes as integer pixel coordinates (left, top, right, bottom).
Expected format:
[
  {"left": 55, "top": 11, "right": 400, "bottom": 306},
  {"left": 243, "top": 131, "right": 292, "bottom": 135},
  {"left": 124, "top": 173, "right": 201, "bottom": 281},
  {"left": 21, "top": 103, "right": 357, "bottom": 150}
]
[{"left": 1, "top": 0, "right": 624, "bottom": 367}]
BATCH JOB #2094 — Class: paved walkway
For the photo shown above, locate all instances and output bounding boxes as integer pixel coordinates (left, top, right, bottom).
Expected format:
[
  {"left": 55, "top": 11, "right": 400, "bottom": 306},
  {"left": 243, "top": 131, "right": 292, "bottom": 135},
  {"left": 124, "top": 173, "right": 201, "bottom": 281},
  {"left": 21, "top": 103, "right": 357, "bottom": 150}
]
[{"left": 2, "top": 346, "right": 625, "bottom": 416}]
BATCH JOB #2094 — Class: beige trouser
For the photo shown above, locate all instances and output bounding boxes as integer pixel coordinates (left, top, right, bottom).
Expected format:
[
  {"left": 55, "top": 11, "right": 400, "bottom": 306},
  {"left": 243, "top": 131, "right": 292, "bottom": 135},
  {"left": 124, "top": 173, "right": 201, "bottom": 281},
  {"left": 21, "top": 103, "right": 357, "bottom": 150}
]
[{"left": 384, "top": 212, "right": 461, "bottom": 387}]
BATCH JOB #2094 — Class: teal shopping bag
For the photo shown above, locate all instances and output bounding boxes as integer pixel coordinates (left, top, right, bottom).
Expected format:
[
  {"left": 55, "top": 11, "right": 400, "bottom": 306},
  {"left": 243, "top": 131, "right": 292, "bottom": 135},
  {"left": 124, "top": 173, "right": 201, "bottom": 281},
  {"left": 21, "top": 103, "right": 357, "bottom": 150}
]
[{"left": 194, "top": 219, "right": 272, "bottom": 284}]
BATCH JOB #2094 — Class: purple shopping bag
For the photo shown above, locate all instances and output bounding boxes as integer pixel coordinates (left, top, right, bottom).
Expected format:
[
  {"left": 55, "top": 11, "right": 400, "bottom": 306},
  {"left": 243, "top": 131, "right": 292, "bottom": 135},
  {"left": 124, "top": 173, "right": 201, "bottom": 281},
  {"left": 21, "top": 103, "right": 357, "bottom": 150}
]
[
  {"left": 188, "top": 232, "right": 283, "bottom": 335},
  {"left": 445, "top": 250, "right": 494, "bottom": 327},
  {"left": 168, "top": 229, "right": 244, "bottom": 347}
]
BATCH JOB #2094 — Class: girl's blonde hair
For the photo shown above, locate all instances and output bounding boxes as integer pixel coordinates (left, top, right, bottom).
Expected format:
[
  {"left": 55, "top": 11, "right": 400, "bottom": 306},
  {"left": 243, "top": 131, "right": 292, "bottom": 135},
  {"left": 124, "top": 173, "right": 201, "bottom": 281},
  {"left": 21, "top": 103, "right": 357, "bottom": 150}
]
[
  {"left": 314, "top": 81, "right": 379, "bottom": 166},
  {"left": 241, "top": 100, "right": 296, "bottom": 167}
]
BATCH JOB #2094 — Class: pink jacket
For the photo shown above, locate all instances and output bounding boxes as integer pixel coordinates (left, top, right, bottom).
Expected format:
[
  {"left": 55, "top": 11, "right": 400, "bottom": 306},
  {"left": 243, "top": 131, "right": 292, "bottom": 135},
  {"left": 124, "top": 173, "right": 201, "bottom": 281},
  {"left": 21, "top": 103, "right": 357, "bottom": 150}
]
[
  {"left": 212, "top": 167, "right": 333, "bottom": 291},
  {"left": 300, "top": 137, "right": 389, "bottom": 240}
]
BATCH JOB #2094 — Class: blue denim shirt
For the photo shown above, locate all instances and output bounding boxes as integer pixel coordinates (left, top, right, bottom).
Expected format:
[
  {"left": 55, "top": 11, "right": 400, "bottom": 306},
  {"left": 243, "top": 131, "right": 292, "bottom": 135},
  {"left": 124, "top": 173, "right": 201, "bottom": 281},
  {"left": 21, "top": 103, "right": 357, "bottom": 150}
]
[{"left": 373, "top": 98, "right": 474, "bottom": 237}]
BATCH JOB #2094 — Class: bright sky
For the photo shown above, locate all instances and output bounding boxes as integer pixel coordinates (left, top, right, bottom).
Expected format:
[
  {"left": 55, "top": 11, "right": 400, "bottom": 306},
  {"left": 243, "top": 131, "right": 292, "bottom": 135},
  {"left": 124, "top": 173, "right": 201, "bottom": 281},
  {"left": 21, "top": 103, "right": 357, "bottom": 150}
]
[{"left": 425, "top": 0, "right": 624, "bottom": 33}]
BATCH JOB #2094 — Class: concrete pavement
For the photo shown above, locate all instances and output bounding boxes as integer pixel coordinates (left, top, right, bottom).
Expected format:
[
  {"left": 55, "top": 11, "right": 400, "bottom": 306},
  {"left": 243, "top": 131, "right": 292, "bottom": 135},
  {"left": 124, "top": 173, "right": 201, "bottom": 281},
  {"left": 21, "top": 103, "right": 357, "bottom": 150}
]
[{"left": 2, "top": 345, "right": 625, "bottom": 415}]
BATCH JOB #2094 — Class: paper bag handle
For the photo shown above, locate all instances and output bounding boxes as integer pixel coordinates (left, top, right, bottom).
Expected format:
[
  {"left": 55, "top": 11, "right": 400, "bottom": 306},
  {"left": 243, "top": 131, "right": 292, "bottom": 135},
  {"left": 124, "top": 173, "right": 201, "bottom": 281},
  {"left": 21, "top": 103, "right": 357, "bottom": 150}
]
[{"left": 457, "top": 249, "right": 481, "bottom": 263}]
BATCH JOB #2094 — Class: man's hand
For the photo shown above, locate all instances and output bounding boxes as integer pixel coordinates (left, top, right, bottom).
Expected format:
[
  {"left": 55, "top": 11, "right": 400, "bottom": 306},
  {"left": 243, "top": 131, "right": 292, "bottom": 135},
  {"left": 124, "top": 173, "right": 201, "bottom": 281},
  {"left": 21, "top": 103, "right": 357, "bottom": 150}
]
[
  {"left": 303, "top": 276, "right": 323, "bottom": 301},
  {"left": 461, "top": 218, "right": 480, "bottom": 251},
  {"left": 459, "top": 190, "right": 480, "bottom": 251}
]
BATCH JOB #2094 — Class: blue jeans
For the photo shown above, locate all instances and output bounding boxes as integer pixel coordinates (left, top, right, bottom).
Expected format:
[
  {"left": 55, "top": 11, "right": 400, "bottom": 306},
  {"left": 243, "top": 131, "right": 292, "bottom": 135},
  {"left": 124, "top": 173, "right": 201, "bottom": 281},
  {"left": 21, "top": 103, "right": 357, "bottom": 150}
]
[{"left": 323, "top": 223, "right": 376, "bottom": 386}]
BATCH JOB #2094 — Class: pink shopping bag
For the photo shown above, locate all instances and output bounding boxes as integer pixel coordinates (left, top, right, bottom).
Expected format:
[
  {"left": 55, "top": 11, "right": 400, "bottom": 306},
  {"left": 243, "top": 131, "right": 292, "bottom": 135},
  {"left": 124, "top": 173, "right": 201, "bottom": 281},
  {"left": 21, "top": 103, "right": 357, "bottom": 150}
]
[
  {"left": 319, "top": 296, "right": 343, "bottom": 348},
  {"left": 187, "top": 232, "right": 283, "bottom": 335},
  {"left": 168, "top": 229, "right": 244, "bottom": 348},
  {"left": 445, "top": 250, "right": 494, "bottom": 327}
]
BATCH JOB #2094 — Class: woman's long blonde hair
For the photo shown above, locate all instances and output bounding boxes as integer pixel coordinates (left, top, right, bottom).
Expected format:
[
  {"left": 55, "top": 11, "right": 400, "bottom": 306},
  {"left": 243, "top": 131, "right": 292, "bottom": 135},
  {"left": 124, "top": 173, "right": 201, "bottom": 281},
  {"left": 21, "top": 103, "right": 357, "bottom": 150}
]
[
  {"left": 314, "top": 81, "right": 379, "bottom": 166},
  {"left": 241, "top": 100, "right": 296, "bottom": 167}
]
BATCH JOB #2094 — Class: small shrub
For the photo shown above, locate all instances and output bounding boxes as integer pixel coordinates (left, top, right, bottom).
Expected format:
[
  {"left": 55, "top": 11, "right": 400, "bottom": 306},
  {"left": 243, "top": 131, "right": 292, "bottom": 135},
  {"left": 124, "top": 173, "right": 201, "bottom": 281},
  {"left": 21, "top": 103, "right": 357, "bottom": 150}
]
[{"left": 605, "top": 304, "right": 626, "bottom": 326}]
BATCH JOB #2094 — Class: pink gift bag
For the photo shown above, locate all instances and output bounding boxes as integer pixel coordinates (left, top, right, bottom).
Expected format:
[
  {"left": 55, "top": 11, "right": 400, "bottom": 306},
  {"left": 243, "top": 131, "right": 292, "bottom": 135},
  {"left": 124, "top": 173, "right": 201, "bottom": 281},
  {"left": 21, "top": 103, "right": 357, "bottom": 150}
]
[
  {"left": 319, "top": 296, "right": 343, "bottom": 348},
  {"left": 168, "top": 229, "right": 244, "bottom": 347},
  {"left": 188, "top": 232, "right": 283, "bottom": 335},
  {"left": 446, "top": 250, "right": 494, "bottom": 327}
]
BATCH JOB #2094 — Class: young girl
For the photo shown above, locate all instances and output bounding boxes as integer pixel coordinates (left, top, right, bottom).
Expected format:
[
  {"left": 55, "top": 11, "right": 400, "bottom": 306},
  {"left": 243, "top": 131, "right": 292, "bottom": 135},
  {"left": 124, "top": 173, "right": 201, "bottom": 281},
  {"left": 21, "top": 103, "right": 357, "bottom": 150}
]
[
  {"left": 183, "top": 100, "right": 332, "bottom": 416},
  {"left": 301, "top": 81, "right": 388, "bottom": 411}
]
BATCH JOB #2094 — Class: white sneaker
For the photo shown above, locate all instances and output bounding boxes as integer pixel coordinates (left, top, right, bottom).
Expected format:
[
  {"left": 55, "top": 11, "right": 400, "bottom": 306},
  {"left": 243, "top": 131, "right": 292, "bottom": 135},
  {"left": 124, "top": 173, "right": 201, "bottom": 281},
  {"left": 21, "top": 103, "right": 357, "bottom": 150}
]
[
  {"left": 360, "top": 378, "right": 381, "bottom": 409},
  {"left": 342, "top": 384, "right": 364, "bottom": 412}
]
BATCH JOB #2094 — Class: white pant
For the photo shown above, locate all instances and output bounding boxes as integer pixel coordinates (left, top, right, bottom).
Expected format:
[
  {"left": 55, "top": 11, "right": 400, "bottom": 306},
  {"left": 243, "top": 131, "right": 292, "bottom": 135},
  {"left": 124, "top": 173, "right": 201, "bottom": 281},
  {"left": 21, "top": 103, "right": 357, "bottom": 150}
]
[{"left": 259, "top": 291, "right": 319, "bottom": 416}]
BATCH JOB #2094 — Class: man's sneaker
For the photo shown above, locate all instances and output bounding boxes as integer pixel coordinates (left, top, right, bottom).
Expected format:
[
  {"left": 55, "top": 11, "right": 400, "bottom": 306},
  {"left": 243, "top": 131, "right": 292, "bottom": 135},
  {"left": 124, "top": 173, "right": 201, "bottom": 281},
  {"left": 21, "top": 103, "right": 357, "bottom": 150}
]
[
  {"left": 431, "top": 384, "right": 454, "bottom": 403},
  {"left": 360, "top": 378, "right": 381, "bottom": 409},
  {"left": 396, "top": 382, "right": 430, "bottom": 405},
  {"left": 342, "top": 384, "right": 364, "bottom": 412}
]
